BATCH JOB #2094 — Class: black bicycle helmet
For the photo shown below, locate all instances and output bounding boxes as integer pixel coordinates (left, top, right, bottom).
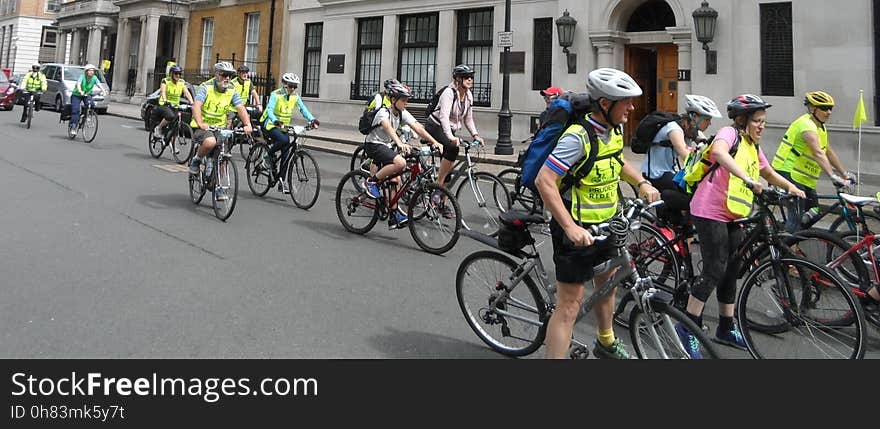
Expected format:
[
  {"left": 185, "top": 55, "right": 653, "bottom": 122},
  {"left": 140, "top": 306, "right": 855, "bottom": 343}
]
[
  {"left": 237, "top": 64, "right": 250, "bottom": 73},
  {"left": 726, "top": 94, "right": 772, "bottom": 119},
  {"left": 453, "top": 64, "right": 475, "bottom": 79},
  {"left": 169, "top": 64, "right": 182, "bottom": 74}
]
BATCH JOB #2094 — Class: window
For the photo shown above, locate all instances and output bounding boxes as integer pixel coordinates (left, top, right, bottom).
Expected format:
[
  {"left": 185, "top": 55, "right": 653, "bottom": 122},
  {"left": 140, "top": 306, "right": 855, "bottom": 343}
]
[
  {"left": 456, "top": 9, "right": 493, "bottom": 106},
  {"left": 244, "top": 13, "right": 260, "bottom": 70},
  {"left": 760, "top": 2, "right": 793, "bottom": 96},
  {"left": 398, "top": 13, "right": 438, "bottom": 103},
  {"left": 200, "top": 18, "right": 215, "bottom": 73},
  {"left": 128, "top": 25, "right": 140, "bottom": 73},
  {"left": 302, "top": 22, "right": 322, "bottom": 97},
  {"left": 532, "top": 18, "right": 552, "bottom": 90},
  {"left": 352, "top": 17, "right": 382, "bottom": 100},
  {"left": 46, "top": 0, "right": 60, "bottom": 12},
  {"left": 0, "top": 27, "right": 5, "bottom": 68},
  {"left": 41, "top": 26, "right": 57, "bottom": 47}
]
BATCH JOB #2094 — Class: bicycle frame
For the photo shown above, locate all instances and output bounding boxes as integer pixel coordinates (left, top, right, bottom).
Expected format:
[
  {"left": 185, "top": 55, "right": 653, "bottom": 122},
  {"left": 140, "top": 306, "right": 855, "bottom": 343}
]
[{"left": 826, "top": 232, "right": 878, "bottom": 295}]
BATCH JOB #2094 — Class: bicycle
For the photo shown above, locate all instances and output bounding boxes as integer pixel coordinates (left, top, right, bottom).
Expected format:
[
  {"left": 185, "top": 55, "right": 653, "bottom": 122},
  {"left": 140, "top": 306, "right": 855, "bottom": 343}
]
[
  {"left": 148, "top": 104, "right": 194, "bottom": 164},
  {"left": 21, "top": 90, "right": 39, "bottom": 129},
  {"left": 188, "top": 126, "right": 245, "bottom": 221},
  {"left": 335, "top": 144, "right": 462, "bottom": 255},
  {"left": 231, "top": 106, "right": 263, "bottom": 160},
  {"left": 776, "top": 183, "right": 880, "bottom": 234},
  {"left": 456, "top": 199, "right": 722, "bottom": 359},
  {"left": 245, "top": 122, "right": 321, "bottom": 210},
  {"left": 65, "top": 96, "right": 99, "bottom": 143}
]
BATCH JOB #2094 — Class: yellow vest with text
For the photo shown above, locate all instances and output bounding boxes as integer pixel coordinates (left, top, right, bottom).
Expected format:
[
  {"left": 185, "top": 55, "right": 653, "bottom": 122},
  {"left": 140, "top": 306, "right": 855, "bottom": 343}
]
[
  {"left": 561, "top": 118, "right": 624, "bottom": 224},
  {"left": 25, "top": 72, "right": 47, "bottom": 92},
  {"left": 160, "top": 77, "right": 186, "bottom": 107},
  {"left": 260, "top": 88, "right": 298, "bottom": 131},
  {"left": 779, "top": 114, "right": 828, "bottom": 189},
  {"left": 190, "top": 82, "right": 235, "bottom": 128},
  {"left": 229, "top": 78, "right": 253, "bottom": 112},
  {"left": 725, "top": 136, "right": 761, "bottom": 218}
]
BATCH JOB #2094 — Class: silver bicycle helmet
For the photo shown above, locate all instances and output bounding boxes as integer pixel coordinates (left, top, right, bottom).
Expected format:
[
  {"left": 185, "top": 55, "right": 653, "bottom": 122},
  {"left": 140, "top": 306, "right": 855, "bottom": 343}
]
[
  {"left": 386, "top": 83, "right": 412, "bottom": 99},
  {"left": 585, "top": 68, "right": 643, "bottom": 101},
  {"left": 281, "top": 73, "right": 301, "bottom": 86},
  {"left": 685, "top": 94, "right": 722, "bottom": 118},
  {"left": 214, "top": 62, "right": 235, "bottom": 74}
]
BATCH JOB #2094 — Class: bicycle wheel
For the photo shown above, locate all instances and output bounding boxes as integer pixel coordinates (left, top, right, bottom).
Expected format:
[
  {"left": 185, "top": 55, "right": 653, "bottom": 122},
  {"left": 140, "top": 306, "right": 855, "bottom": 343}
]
[
  {"left": 238, "top": 135, "right": 250, "bottom": 160},
  {"left": 629, "top": 304, "right": 720, "bottom": 359},
  {"left": 335, "top": 170, "right": 379, "bottom": 234},
  {"left": 737, "top": 257, "right": 866, "bottom": 359},
  {"left": 829, "top": 209, "right": 880, "bottom": 235},
  {"left": 189, "top": 169, "right": 206, "bottom": 204},
  {"left": 148, "top": 126, "right": 165, "bottom": 158},
  {"left": 614, "top": 223, "right": 683, "bottom": 329},
  {"left": 246, "top": 144, "right": 273, "bottom": 197},
  {"left": 787, "top": 229, "right": 869, "bottom": 288},
  {"left": 455, "top": 171, "right": 512, "bottom": 235},
  {"left": 408, "top": 183, "right": 461, "bottom": 255},
  {"left": 456, "top": 250, "right": 548, "bottom": 357},
  {"left": 172, "top": 126, "right": 194, "bottom": 164},
  {"left": 212, "top": 156, "right": 239, "bottom": 221},
  {"left": 288, "top": 150, "right": 321, "bottom": 209},
  {"left": 81, "top": 109, "right": 98, "bottom": 143}
]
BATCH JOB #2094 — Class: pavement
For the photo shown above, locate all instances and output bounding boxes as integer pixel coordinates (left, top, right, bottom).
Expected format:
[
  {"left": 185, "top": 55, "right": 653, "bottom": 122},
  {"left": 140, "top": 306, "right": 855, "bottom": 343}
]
[{"left": 105, "top": 101, "right": 880, "bottom": 199}]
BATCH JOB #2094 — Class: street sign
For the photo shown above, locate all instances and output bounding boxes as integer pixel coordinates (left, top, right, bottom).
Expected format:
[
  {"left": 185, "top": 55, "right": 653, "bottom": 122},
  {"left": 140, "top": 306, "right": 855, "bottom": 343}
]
[{"left": 498, "top": 31, "right": 513, "bottom": 48}]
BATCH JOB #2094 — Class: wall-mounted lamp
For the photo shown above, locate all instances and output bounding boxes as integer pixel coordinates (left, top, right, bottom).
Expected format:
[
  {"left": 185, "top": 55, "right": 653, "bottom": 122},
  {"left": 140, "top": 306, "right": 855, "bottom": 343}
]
[
  {"left": 167, "top": 0, "right": 182, "bottom": 16},
  {"left": 555, "top": 9, "right": 577, "bottom": 74},
  {"left": 692, "top": 1, "right": 718, "bottom": 74}
]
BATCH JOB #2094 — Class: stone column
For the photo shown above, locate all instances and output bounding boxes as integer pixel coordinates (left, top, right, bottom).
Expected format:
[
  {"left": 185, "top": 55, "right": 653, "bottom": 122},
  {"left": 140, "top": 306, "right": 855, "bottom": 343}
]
[
  {"left": 669, "top": 27, "right": 692, "bottom": 112},
  {"left": 111, "top": 18, "right": 129, "bottom": 100},
  {"left": 139, "top": 15, "right": 160, "bottom": 98},
  {"left": 69, "top": 29, "right": 82, "bottom": 65},
  {"left": 435, "top": 10, "right": 455, "bottom": 92},
  {"left": 87, "top": 26, "right": 103, "bottom": 66},
  {"left": 55, "top": 30, "right": 68, "bottom": 63},
  {"left": 134, "top": 16, "right": 147, "bottom": 97},
  {"left": 379, "top": 15, "right": 397, "bottom": 92},
  {"left": 589, "top": 31, "right": 627, "bottom": 69}
]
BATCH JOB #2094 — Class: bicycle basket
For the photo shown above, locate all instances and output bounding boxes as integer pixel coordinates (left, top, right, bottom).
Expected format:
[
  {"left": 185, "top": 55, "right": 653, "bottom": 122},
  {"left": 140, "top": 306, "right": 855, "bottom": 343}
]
[{"left": 497, "top": 223, "right": 534, "bottom": 252}]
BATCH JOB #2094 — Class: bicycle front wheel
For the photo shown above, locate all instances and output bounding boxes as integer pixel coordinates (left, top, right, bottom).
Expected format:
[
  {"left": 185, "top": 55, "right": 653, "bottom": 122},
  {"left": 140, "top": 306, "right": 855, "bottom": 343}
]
[
  {"left": 172, "top": 126, "right": 194, "bottom": 164},
  {"left": 289, "top": 150, "right": 321, "bottom": 209},
  {"left": 81, "top": 109, "right": 98, "bottom": 143},
  {"left": 456, "top": 250, "right": 548, "bottom": 357},
  {"left": 212, "top": 156, "right": 239, "bottom": 221},
  {"left": 455, "top": 171, "right": 512, "bottom": 235},
  {"left": 497, "top": 168, "right": 540, "bottom": 214},
  {"left": 629, "top": 304, "right": 720, "bottom": 359},
  {"left": 335, "top": 170, "right": 379, "bottom": 234},
  {"left": 829, "top": 210, "right": 880, "bottom": 235},
  {"left": 737, "top": 257, "right": 866, "bottom": 359},
  {"left": 246, "top": 144, "right": 273, "bottom": 197},
  {"left": 408, "top": 183, "right": 461, "bottom": 255}
]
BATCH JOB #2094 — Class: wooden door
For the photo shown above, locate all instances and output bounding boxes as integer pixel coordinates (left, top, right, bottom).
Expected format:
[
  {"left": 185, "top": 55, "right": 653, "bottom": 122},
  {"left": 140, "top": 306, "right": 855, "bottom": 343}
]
[
  {"left": 624, "top": 46, "right": 654, "bottom": 144},
  {"left": 656, "top": 44, "right": 679, "bottom": 113}
]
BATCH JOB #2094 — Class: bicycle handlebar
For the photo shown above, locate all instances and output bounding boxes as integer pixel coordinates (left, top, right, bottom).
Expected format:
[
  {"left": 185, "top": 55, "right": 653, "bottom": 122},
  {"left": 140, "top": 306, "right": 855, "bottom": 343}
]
[{"left": 562, "top": 198, "right": 664, "bottom": 247}]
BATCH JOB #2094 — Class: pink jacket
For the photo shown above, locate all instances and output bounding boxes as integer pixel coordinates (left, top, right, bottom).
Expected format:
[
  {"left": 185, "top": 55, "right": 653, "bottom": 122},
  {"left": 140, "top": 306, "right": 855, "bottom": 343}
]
[{"left": 430, "top": 81, "right": 479, "bottom": 140}]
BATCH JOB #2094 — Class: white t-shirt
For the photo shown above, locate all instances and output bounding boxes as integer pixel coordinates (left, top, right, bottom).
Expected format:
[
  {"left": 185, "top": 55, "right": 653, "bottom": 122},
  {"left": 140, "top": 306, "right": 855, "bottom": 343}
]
[{"left": 366, "top": 107, "right": 417, "bottom": 147}]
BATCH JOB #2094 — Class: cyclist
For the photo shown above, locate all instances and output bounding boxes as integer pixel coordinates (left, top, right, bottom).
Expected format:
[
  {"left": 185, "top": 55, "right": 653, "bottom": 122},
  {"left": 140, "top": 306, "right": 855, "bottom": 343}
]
[
  {"left": 676, "top": 94, "right": 805, "bottom": 358},
  {"left": 368, "top": 78, "right": 398, "bottom": 112},
  {"left": 538, "top": 86, "right": 563, "bottom": 127},
  {"left": 641, "top": 94, "right": 722, "bottom": 226},
  {"left": 68, "top": 64, "right": 107, "bottom": 138},
  {"left": 772, "top": 91, "right": 855, "bottom": 232},
  {"left": 20, "top": 63, "right": 47, "bottom": 123},
  {"left": 534, "top": 68, "right": 660, "bottom": 359},
  {"left": 188, "top": 62, "right": 253, "bottom": 200},
  {"left": 151, "top": 65, "right": 195, "bottom": 151},
  {"left": 363, "top": 83, "right": 444, "bottom": 227},
  {"left": 425, "top": 64, "right": 485, "bottom": 217},
  {"left": 258, "top": 72, "right": 319, "bottom": 192},
  {"left": 227, "top": 64, "right": 263, "bottom": 126}
]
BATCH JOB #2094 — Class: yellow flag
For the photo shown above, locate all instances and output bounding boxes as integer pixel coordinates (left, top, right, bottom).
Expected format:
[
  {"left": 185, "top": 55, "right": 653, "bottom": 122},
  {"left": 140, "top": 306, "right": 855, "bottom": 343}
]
[{"left": 854, "top": 92, "right": 868, "bottom": 129}]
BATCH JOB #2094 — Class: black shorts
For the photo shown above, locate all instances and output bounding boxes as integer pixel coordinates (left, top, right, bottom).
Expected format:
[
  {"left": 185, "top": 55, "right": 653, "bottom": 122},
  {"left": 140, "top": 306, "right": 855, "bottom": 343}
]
[
  {"left": 424, "top": 119, "right": 459, "bottom": 162},
  {"left": 549, "top": 217, "right": 617, "bottom": 284},
  {"left": 364, "top": 143, "right": 398, "bottom": 168}
]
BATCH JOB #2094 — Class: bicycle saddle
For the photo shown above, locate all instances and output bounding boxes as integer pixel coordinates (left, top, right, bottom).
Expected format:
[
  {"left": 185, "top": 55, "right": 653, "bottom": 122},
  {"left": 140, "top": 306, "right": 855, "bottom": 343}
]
[
  {"left": 499, "top": 211, "right": 546, "bottom": 228},
  {"left": 840, "top": 193, "right": 878, "bottom": 206}
]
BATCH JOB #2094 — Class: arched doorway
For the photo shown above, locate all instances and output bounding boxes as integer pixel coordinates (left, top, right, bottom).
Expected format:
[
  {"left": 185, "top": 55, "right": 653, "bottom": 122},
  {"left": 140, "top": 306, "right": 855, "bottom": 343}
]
[{"left": 622, "top": 1, "right": 678, "bottom": 141}]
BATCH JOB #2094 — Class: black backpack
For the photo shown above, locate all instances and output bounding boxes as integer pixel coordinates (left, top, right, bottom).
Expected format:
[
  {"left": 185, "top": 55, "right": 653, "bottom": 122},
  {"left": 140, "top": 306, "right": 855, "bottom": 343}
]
[
  {"left": 425, "top": 85, "right": 451, "bottom": 122},
  {"left": 357, "top": 95, "right": 383, "bottom": 135},
  {"left": 630, "top": 111, "right": 682, "bottom": 154}
]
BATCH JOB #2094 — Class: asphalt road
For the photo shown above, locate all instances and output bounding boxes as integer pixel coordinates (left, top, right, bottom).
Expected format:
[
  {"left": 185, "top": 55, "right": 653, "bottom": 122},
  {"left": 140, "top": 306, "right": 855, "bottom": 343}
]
[{"left": 0, "top": 110, "right": 876, "bottom": 359}]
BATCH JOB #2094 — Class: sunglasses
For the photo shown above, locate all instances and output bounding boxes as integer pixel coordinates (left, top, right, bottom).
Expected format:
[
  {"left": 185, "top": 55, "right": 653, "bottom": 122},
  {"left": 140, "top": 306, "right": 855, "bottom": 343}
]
[
  {"left": 816, "top": 105, "right": 833, "bottom": 112},
  {"left": 286, "top": 84, "right": 298, "bottom": 89},
  {"left": 463, "top": 75, "right": 474, "bottom": 80},
  {"left": 218, "top": 71, "right": 235, "bottom": 78}
]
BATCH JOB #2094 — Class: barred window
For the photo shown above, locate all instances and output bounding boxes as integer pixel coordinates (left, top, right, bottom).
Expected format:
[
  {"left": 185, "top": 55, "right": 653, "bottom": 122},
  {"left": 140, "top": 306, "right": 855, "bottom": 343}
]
[
  {"left": 46, "top": 0, "right": 60, "bottom": 13},
  {"left": 303, "top": 23, "right": 323, "bottom": 98},
  {"left": 760, "top": 2, "right": 793, "bottom": 96},
  {"left": 398, "top": 13, "right": 438, "bottom": 103},
  {"left": 532, "top": 18, "right": 552, "bottom": 90},
  {"left": 456, "top": 8, "right": 493, "bottom": 107},
  {"left": 352, "top": 17, "right": 383, "bottom": 100}
]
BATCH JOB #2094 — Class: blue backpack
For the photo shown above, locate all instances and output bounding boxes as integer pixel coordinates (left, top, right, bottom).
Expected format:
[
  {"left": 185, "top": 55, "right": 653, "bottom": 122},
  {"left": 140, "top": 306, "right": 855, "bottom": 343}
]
[{"left": 520, "top": 93, "right": 595, "bottom": 192}]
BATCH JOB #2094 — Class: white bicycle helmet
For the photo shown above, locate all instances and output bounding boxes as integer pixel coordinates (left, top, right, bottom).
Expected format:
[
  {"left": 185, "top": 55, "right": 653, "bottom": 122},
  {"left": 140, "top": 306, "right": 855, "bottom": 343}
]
[
  {"left": 214, "top": 62, "right": 235, "bottom": 74},
  {"left": 685, "top": 94, "right": 722, "bottom": 118},
  {"left": 281, "top": 73, "right": 301, "bottom": 86},
  {"left": 83, "top": 64, "right": 98, "bottom": 72},
  {"left": 585, "top": 68, "right": 643, "bottom": 101}
]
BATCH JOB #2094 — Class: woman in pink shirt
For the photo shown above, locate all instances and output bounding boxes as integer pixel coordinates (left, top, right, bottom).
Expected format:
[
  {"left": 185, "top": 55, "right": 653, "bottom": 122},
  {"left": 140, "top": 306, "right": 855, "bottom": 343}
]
[
  {"left": 676, "top": 94, "right": 804, "bottom": 358},
  {"left": 424, "top": 64, "right": 486, "bottom": 217}
]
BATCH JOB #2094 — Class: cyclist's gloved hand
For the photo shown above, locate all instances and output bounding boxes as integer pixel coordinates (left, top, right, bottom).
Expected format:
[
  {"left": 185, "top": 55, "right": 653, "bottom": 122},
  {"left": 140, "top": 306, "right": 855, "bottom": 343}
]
[
  {"left": 274, "top": 120, "right": 283, "bottom": 128},
  {"left": 844, "top": 171, "right": 858, "bottom": 185},
  {"left": 831, "top": 173, "right": 849, "bottom": 188},
  {"left": 310, "top": 119, "right": 320, "bottom": 128}
]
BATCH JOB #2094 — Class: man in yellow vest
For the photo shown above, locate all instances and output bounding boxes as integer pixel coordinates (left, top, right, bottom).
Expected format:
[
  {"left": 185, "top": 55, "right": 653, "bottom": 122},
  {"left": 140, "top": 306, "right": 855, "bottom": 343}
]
[
  {"left": 535, "top": 68, "right": 660, "bottom": 359},
  {"left": 226, "top": 64, "right": 263, "bottom": 127},
  {"left": 151, "top": 65, "right": 194, "bottom": 151},
  {"left": 257, "top": 72, "right": 319, "bottom": 192},
  {"left": 188, "top": 62, "right": 253, "bottom": 197},
  {"left": 772, "top": 91, "right": 854, "bottom": 231},
  {"left": 20, "top": 64, "right": 47, "bottom": 122}
]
